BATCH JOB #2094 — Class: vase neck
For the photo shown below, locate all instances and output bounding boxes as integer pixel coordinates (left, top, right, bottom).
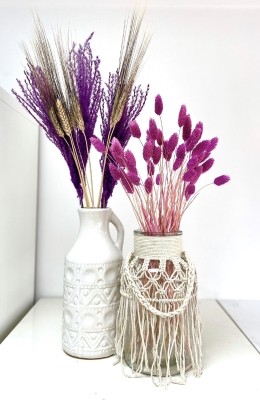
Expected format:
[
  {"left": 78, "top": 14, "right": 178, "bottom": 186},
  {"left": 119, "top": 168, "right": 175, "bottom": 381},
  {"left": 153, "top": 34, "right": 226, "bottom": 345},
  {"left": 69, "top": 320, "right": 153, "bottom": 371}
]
[
  {"left": 134, "top": 233, "right": 183, "bottom": 259},
  {"left": 78, "top": 208, "right": 111, "bottom": 234}
]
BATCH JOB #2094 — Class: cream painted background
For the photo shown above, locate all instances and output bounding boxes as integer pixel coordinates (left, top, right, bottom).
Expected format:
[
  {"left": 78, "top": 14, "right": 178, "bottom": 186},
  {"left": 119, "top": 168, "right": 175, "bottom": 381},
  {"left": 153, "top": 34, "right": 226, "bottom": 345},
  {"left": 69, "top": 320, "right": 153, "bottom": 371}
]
[{"left": 1, "top": 0, "right": 259, "bottom": 300}]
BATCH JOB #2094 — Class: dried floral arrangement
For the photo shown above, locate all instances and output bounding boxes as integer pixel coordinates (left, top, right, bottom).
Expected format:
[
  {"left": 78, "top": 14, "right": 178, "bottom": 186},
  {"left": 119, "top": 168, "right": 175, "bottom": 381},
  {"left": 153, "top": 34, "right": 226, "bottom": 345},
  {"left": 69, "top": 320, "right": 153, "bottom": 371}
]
[
  {"left": 12, "top": 11, "right": 150, "bottom": 207},
  {"left": 113, "top": 96, "right": 230, "bottom": 383},
  {"left": 105, "top": 94, "right": 230, "bottom": 233}
]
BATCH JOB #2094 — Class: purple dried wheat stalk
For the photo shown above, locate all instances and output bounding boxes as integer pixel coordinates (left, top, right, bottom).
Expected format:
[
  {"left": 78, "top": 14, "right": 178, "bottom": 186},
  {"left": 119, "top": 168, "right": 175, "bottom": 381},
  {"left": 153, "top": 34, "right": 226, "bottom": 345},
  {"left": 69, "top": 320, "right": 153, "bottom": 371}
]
[
  {"left": 100, "top": 72, "right": 149, "bottom": 206},
  {"left": 13, "top": 33, "right": 101, "bottom": 206}
]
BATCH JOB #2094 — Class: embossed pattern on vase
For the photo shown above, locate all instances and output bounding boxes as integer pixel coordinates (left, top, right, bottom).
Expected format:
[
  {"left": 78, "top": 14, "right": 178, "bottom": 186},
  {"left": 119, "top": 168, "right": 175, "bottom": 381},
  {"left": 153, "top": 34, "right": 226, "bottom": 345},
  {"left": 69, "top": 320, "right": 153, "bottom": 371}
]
[{"left": 63, "top": 259, "right": 121, "bottom": 358}]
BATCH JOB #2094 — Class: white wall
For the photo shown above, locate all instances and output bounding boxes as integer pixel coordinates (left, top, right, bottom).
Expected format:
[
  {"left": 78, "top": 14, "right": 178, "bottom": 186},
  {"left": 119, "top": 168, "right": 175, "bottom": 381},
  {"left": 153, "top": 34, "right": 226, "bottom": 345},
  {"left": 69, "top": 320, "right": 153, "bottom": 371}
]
[
  {"left": 1, "top": 0, "right": 260, "bottom": 300},
  {"left": 0, "top": 87, "right": 38, "bottom": 342}
]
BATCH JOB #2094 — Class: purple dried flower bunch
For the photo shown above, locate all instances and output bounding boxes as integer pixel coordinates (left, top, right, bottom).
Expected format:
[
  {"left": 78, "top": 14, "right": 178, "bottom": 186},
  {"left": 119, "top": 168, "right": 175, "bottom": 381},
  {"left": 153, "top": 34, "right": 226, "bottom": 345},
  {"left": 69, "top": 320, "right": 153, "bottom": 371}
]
[
  {"left": 12, "top": 12, "right": 150, "bottom": 207},
  {"left": 108, "top": 94, "right": 230, "bottom": 233},
  {"left": 13, "top": 29, "right": 101, "bottom": 207},
  {"left": 97, "top": 72, "right": 149, "bottom": 207}
]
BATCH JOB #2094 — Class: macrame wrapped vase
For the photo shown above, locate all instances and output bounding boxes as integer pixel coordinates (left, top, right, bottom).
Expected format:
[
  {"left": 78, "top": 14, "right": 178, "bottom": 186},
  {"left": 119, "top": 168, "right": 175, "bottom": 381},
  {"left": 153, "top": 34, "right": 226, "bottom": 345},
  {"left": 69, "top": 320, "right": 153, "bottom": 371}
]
[{"left": 116, "top": 230, "right": 202, "bottom": 385}]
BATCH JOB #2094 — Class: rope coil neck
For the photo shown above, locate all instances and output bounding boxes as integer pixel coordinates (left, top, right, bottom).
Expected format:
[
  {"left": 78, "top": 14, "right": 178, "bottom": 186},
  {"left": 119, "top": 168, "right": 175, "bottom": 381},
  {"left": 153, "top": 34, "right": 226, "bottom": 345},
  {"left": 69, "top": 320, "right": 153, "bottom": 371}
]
[{"left": 134, "top": 233, "right": 183, "bottom": 259}]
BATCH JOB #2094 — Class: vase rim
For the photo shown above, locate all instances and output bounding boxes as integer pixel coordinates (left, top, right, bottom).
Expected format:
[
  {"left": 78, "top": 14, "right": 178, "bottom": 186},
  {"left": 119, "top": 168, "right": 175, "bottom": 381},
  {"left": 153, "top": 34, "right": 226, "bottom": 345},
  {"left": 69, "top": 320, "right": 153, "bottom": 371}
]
[
  {"left": 78, "top": 207, "right": 111, "bottom": 212},
  {"left": 134, "top": 230, "right": 182, "bottom": 236}
]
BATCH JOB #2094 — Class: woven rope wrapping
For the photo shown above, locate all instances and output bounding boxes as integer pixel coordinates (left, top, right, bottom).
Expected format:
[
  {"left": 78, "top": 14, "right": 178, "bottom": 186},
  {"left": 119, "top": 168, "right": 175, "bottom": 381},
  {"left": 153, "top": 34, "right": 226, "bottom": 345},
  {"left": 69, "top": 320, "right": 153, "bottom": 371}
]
[
  {"left": 124, "top": 234, "right": 195, "bottom": 318},
  {"left": 134, "top": 233, "right": 183, "bottom": 259},
  {"left": 115, "top": 233, "right": 203, "bottom": 386}
]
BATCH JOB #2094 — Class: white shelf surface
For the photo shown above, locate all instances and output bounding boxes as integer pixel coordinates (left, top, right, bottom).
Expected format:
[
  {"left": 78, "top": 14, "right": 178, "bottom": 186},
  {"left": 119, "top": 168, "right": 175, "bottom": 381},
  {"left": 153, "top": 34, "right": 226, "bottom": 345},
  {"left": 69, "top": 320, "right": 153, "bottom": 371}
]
[
  {"left": 218, "top": 300, "right": 260, "bottom": 353},
  {"left": 0, "top": 299, "right": 259, "bottom": 400}
]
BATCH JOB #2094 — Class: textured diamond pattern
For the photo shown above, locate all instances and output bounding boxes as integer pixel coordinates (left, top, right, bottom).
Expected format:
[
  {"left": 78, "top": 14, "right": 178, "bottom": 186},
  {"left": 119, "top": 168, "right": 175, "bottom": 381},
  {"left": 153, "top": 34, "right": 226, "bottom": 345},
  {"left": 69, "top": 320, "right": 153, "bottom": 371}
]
[{"left": 62, "top": 260, "right": 121, "bottom": 358}]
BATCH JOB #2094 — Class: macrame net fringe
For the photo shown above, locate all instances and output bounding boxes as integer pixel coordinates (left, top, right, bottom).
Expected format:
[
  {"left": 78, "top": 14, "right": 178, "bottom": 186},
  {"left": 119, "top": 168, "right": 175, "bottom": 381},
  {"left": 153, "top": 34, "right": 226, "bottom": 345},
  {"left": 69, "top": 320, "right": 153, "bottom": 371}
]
[{"left": 115, "top": 234, "right": 203, "bottom": 386}]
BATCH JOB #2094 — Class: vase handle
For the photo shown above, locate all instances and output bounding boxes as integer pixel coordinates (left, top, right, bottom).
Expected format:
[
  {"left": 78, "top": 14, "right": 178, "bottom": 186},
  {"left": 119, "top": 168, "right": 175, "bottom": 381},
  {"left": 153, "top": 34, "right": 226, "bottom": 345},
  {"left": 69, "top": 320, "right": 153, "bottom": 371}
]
[{"left": 109, "top": 211, "right": 124, "bottom": 251}]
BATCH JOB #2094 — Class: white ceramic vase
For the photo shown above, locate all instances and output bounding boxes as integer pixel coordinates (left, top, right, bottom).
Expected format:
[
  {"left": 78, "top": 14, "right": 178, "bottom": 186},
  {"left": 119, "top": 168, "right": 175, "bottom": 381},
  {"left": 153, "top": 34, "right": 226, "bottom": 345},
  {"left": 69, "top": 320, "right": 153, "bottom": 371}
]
[{"left": 62, "top": 207, "right": 124, "bottom": 359}]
